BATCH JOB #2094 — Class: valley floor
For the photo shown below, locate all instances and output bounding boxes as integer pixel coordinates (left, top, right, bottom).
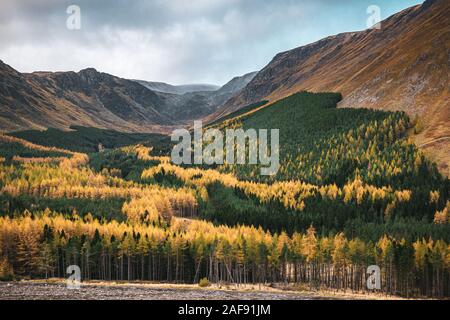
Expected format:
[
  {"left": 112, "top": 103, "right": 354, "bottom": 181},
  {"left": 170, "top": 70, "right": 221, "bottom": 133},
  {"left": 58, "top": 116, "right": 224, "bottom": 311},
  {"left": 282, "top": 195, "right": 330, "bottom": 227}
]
[{"left": 0, "top": 280, "right": 406, "bottom": 300}]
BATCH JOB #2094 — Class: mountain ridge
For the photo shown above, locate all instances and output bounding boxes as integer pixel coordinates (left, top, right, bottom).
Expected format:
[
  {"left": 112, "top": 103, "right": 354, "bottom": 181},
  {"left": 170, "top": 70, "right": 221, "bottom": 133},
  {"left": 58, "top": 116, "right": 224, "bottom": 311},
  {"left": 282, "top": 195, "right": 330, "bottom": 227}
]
[
  {"left": 0, "top": 61, "right": 255, "bottom": 133},
  {"left": 0, "top": 60, "right": 174, "bottom": 133}
]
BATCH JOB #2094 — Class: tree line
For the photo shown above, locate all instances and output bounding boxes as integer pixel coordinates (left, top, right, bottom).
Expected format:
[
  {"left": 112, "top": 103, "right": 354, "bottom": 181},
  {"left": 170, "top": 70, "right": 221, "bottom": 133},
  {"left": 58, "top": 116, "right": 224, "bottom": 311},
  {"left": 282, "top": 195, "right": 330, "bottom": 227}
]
[{"left": 0, "top": 213, "right": 448, "bottom": 297}]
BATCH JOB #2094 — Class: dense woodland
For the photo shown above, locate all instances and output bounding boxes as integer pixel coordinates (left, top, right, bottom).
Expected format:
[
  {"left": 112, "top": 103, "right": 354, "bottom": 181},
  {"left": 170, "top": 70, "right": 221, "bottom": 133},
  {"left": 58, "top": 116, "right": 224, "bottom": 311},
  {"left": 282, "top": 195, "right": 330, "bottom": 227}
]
[
  {"left": 8, "top": 126, "right": 171, "bottom": 154},
  {"left": 0, "top": 92, "right": 449, "bottom": 297},
  {"left": 1, "top": 213, "right": 448, "bottom": 297},
  {"left": 215, "top": 92, "right": 445, "bottom": 190}
]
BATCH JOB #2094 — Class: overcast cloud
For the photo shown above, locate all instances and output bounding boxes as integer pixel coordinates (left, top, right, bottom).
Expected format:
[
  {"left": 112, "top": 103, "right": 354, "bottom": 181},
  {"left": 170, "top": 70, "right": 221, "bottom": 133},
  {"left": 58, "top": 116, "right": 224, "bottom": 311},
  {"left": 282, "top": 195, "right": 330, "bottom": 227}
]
[{"left": 0, "top": 0, "right": 423, "bottom": 85}]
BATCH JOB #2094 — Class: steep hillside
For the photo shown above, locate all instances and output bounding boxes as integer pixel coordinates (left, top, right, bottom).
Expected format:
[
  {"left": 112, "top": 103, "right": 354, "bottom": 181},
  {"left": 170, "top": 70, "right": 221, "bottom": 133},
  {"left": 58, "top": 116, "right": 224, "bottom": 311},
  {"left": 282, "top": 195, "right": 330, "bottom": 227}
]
[
  {"left": 219, "top": 0, "right": 449, "bottom": 175},
  {"left": 0, "top": 61, "right": 177, "bottom": 132}
]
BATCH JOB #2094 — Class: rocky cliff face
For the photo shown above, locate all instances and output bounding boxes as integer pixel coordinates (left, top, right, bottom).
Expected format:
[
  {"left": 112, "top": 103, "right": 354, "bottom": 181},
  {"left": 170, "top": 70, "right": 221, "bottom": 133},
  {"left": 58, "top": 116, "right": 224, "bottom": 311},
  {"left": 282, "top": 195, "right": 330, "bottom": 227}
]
[{"left": 218, "top": 0, "right": 449, "bottom": 174}]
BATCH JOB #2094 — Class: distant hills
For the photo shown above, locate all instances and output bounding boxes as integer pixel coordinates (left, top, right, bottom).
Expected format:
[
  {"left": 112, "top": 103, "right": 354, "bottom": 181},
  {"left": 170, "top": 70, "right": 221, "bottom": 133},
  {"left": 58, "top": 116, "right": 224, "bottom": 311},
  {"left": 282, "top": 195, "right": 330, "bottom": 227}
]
[
  {"left": 150, "top": 71, "right": 257, "bottom": 122},
  {"left": 133, "top": 81, "right": 220, "bottom": 95}
]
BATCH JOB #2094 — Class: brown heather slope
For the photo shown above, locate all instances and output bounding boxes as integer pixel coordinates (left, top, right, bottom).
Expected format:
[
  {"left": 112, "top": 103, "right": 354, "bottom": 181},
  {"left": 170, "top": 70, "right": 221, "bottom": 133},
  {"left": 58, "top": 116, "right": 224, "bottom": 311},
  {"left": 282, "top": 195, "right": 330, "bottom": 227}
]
[
  {"left": 217, "top": 0, "right": 449, "bottom": 175},
  {"left": 0, "top": 61, "right": 175, "bottom": 133}
]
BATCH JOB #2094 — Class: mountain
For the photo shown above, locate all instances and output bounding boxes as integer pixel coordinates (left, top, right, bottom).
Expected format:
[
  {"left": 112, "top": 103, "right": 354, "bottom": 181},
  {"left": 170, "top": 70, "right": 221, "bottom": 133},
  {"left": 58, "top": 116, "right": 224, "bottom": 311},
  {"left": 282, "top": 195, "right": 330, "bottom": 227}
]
[
  {"left": 214, "top": 72, "right": 259, "bottom": 97},
  {"left": 0, "top": 61, "right": 176, "bottom": 133},
  {"left": 133, "top": 81, "right": 219, "bottom": 95},
  {"left": 210, "top": 71, "right": 259, "bottom": 107},
  {"left": 150, "top": 71, "right": 258, "bottom": 122},
  {"left": 218, "top": 0, "right": 449, "bottom": 174},
  {"left": 0, "top": 61, "right": 254, "bottom": 133}
]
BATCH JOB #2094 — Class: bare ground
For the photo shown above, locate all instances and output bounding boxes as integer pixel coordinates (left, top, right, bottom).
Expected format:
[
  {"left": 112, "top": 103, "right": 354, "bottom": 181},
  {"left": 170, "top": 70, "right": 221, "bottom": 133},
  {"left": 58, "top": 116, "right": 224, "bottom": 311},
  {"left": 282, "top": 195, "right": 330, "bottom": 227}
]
[{"left": 0, "top": 280, "right": 389, "bottom": 300}]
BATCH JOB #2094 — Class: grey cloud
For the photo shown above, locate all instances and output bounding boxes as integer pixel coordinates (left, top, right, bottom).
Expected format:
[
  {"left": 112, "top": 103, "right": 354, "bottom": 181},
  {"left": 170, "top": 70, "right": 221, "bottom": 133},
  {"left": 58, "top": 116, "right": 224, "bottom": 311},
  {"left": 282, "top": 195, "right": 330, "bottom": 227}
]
[{"left": 0, "top": 0, "right": 423, "bottom": 85}]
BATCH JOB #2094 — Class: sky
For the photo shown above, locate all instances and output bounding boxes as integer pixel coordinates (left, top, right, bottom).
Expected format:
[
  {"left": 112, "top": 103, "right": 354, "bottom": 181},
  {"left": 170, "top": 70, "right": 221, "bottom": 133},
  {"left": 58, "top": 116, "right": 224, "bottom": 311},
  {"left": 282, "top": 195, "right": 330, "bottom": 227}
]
[{"left": 0, "top": 0, "right": 424, "bottom": 86}]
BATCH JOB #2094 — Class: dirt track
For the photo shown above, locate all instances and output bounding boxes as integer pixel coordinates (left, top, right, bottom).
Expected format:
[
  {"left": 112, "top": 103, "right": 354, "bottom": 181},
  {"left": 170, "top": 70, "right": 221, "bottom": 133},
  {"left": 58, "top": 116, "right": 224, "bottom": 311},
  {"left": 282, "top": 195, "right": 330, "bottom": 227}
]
[{"left": 0, "top": 281, "right": 340, "bottom": 300}]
